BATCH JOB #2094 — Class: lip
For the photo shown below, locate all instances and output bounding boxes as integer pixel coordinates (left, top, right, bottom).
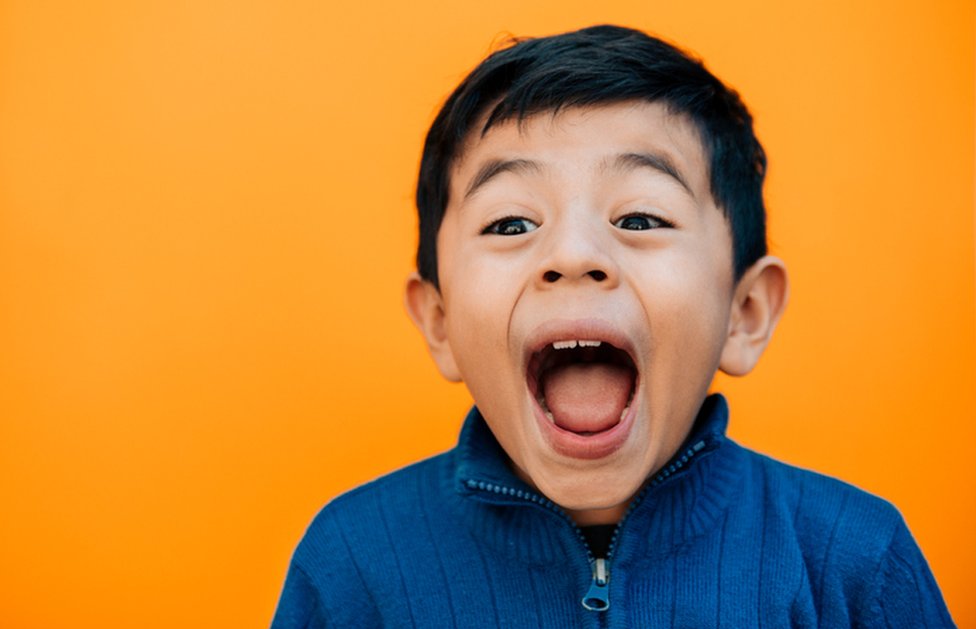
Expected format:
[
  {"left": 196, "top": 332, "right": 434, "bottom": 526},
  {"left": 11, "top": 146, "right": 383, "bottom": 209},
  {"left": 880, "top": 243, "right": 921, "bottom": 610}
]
[{"left": 523, "top": 318, "right": 640, "bottom": 460}]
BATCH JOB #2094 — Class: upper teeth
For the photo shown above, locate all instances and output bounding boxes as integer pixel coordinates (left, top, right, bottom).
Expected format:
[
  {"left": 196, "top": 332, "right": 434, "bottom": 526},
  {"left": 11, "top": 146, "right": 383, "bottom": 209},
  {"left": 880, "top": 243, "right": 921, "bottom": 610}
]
[{"left": 552, "top": 340, "right": 602, "bottom": 350}]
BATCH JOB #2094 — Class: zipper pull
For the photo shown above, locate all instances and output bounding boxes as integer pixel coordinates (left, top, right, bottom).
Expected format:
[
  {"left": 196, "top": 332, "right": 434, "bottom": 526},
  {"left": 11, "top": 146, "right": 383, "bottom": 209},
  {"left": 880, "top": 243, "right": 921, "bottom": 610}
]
[{"left": 581, "top": 558, "right": 610, "bottom": 611}]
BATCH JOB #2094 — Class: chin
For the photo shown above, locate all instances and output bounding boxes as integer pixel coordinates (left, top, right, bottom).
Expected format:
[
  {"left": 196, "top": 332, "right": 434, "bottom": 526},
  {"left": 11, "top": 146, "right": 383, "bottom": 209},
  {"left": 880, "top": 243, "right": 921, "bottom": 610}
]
[{"left": 530, "top": 460, "right": 644, "bottom": 514}]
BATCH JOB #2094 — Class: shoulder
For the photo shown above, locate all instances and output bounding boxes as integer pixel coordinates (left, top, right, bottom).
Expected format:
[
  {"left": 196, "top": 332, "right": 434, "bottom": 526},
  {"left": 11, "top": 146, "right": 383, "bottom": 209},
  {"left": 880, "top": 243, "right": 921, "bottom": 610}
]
[
  {"left": 717, "top": 442, "right": 905, "bottom": 582},
  {"left": 295, "top": 450, "right": 456, "bottom": 561},
  {"left": 736, "top": 443, "right": 904, "bottom": 548},
  {"left": 275, "top": 451, "right": 457, "bottom": 627},
  {"left": 731, "top": 444, "right": 954, "bottom": 626}
]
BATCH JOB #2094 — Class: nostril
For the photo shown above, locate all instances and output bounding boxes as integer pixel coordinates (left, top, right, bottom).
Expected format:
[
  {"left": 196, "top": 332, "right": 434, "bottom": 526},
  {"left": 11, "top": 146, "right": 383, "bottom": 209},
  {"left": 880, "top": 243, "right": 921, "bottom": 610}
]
[
  {"left": 543, "top": 270, "right": 561, "bottom": 283},
  {"left": 588, "top": 270, "right": 607, "bottom": 281}
]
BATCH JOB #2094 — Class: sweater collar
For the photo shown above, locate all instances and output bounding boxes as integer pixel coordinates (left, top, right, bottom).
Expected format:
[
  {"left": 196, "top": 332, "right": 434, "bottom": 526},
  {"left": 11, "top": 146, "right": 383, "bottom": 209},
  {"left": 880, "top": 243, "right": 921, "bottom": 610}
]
[{"left": 453, "top": 393, "right": 732, "bottom": 500}]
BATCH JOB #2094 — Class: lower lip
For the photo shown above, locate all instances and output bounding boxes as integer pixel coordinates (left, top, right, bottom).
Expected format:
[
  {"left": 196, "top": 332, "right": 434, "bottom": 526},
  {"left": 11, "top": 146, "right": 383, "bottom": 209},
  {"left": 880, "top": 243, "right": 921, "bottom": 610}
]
[{"left": 531, "top": 383, "right": 639, "bottom": 460}]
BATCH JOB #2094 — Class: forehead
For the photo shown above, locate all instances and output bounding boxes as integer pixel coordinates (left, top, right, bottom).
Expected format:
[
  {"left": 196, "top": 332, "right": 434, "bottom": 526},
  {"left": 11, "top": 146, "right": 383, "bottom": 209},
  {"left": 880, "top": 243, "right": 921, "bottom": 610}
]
[{"left": 449, "top": 101, "right": 711, "bottom": 199}]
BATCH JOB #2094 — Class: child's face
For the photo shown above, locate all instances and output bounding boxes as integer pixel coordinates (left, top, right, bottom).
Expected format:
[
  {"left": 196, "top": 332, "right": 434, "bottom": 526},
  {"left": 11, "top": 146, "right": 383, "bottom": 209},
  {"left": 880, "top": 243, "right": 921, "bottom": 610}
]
[{"left": 417, "top": 101, "right": 745, "bottom": 524}]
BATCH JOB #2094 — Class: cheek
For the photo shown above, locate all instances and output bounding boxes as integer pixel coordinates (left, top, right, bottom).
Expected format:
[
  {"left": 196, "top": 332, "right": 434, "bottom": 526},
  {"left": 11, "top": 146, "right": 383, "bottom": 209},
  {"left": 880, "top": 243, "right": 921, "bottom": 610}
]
[
  {"left": 442, "top": 268, "right": 517, "bottom": 379},
  {"left": 631, "top": 255, "right": 732, "bottom": 362}
]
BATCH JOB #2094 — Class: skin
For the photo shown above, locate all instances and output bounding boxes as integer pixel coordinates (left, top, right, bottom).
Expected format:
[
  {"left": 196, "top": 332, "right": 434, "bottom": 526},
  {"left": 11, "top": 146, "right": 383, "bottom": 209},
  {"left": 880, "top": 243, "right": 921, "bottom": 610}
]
[{"left": 407, "top": 101, "right": 788, "bottom": 525}]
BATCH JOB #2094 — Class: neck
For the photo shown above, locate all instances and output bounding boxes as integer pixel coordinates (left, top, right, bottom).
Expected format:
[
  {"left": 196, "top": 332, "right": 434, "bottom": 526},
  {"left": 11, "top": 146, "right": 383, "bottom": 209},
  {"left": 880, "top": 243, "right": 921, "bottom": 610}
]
[{"left": 565, "top": 502, "right": 629, "bottom": 526}]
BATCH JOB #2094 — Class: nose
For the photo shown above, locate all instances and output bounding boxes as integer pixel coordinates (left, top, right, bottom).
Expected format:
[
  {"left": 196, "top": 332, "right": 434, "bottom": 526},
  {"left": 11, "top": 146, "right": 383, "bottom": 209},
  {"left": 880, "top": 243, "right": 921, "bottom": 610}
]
[{"left": 537, "top": 219, "right": 618, "bottom": 288}]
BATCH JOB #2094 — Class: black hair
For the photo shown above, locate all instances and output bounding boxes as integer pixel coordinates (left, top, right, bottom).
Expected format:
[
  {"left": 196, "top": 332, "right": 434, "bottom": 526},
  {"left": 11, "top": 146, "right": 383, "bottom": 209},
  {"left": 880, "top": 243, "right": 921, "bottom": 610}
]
[{"left": 416, "top": 24, "right": 767, "bottom": 287}]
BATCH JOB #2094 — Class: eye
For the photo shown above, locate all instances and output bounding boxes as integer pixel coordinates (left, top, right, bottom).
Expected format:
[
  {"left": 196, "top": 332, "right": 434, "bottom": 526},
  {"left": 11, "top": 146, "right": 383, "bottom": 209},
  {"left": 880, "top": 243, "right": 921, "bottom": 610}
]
[
  {"left": 613, "top": 213, "right": 673, "bottom": 231},
  {"left": 481, "top": 216, "right": 539, "bottom": 236}
]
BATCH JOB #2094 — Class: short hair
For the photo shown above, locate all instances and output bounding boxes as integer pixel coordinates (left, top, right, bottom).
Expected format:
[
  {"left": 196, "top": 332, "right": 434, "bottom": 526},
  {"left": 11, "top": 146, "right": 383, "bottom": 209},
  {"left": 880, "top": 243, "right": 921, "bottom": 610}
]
[{"left": 416, "top": 24, "right": 768, "bottom": 288}]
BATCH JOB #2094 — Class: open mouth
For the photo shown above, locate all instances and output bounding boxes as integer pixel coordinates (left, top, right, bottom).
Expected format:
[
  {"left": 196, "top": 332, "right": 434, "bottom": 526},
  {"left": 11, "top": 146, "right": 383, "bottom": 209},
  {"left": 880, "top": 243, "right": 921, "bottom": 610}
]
[{"left": 526, "top": 339, "right": 638, "bottom": 437}]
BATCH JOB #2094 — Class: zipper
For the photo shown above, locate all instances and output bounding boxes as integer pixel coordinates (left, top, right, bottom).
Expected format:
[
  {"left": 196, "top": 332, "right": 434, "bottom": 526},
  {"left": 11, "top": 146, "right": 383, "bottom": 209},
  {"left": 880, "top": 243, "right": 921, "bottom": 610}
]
[
  {"left": 582, "top": 558, "right": 610, "bottom": 611},
  {"left": 465, "top": 438, "right": 708, "bottom": 614}
]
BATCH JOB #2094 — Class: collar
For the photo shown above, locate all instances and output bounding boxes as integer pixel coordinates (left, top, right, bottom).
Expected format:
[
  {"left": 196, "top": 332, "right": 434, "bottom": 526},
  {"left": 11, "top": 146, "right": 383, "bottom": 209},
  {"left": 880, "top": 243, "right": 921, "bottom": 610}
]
[
  {"left": 449, "top": 393, "right": 744, "bottom": 564},
  {"left": 454, "top": 393, "right": 731, "bottom": 498}
]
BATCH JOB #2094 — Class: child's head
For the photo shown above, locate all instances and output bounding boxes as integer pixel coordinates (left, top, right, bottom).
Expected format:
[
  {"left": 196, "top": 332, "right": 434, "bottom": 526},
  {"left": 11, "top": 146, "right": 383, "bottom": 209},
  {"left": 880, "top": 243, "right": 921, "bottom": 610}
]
[
  {"left": 406, "top": 25, "right": 787, "bottom": 525},
  {"left": 416, "top": 24, "right": 769, "bottom": 289}
]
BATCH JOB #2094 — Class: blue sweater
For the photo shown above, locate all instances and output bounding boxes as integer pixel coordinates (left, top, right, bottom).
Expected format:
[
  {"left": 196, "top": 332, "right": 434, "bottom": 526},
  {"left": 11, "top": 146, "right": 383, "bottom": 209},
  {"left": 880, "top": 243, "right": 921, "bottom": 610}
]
[{"left": 271, "top": 395, "right": 954, "bottom": 628}]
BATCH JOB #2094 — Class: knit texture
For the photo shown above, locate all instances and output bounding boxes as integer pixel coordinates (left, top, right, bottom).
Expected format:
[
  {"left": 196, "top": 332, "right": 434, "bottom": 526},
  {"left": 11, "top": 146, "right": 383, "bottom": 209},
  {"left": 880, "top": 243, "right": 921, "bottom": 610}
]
[{"left": 271, "top": 395, "right": 954, "bottom": 628}]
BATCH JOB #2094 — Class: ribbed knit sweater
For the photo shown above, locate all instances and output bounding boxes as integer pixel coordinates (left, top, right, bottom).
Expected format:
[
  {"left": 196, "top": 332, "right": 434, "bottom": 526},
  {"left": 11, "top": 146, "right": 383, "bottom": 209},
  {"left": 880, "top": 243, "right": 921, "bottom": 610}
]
[{"left": 271, "top": 395, "right": 954, "bottom": 628}]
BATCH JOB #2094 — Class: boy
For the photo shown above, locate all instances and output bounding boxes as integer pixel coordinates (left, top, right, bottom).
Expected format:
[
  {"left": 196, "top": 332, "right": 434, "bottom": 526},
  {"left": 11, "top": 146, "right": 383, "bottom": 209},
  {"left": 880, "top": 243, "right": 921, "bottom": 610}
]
[{"left": 272, "top": 25, "right": 953, "bottom": 627}]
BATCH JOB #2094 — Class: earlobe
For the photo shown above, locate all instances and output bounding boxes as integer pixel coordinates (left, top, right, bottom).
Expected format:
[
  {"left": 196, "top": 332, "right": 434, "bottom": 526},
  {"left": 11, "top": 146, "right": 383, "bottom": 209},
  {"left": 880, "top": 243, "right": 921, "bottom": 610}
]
[
  {"left": 718, "top": 256, "right": 789, "bottom": 377},
  {"left": 404, "top": 273, "right": 463, "bottom": 382}
]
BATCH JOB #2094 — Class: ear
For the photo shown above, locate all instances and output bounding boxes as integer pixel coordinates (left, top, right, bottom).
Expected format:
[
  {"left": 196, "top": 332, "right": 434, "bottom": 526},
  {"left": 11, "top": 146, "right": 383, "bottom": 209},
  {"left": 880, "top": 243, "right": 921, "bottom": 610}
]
[
  {"left": 404, "top": 273, "right": 462, "bottom": 382},
  {"left": 718, "top": 256, "right": 789, "bottom": 377}
]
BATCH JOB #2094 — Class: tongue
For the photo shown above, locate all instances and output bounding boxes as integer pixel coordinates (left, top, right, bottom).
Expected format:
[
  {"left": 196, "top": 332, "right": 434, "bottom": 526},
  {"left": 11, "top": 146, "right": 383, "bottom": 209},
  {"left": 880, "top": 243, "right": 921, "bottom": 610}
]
[{"left": 542, "top": 363, "right": 634, "bottom": 434}]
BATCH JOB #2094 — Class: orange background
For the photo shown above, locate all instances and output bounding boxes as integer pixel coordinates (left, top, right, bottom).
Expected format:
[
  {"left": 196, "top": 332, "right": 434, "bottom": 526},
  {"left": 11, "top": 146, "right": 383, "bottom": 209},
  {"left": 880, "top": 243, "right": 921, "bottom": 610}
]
[{"left": 1, "top": 1, "right": 973, "bottom": 627}]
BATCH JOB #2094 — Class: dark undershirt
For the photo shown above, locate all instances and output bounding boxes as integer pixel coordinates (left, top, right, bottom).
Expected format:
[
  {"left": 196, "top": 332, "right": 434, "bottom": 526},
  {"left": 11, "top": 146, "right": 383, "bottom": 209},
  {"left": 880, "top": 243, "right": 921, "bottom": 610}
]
[{"left": 580, "top": 524, "right": 616, "bottom": 558}]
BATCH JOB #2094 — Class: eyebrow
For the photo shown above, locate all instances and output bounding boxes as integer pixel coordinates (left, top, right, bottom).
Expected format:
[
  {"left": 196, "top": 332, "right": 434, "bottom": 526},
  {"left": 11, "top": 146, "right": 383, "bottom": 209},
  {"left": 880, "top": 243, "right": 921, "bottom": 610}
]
[
  {"left": 463, "top": 158, "right": 543, "bottom": 200},
  {"left": 605, "top": 152, "right": 692, "bottom": 195}
]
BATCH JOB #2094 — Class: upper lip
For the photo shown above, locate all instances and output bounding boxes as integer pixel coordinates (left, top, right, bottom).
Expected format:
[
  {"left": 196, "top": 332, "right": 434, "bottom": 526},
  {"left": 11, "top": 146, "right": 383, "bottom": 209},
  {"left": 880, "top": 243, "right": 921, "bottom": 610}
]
[{"left": 522, "top": 318, "right": 638, "bottom": 372}]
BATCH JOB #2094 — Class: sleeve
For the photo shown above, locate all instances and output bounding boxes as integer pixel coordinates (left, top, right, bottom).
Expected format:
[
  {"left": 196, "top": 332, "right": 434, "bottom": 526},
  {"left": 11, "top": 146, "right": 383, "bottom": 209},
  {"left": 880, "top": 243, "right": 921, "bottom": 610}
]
[
  {"left": 270, "top": 562, "right": 329, "bottom": 629},
  {"left": 867, "top": 520, "right": 956, "bottom": 628}
]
